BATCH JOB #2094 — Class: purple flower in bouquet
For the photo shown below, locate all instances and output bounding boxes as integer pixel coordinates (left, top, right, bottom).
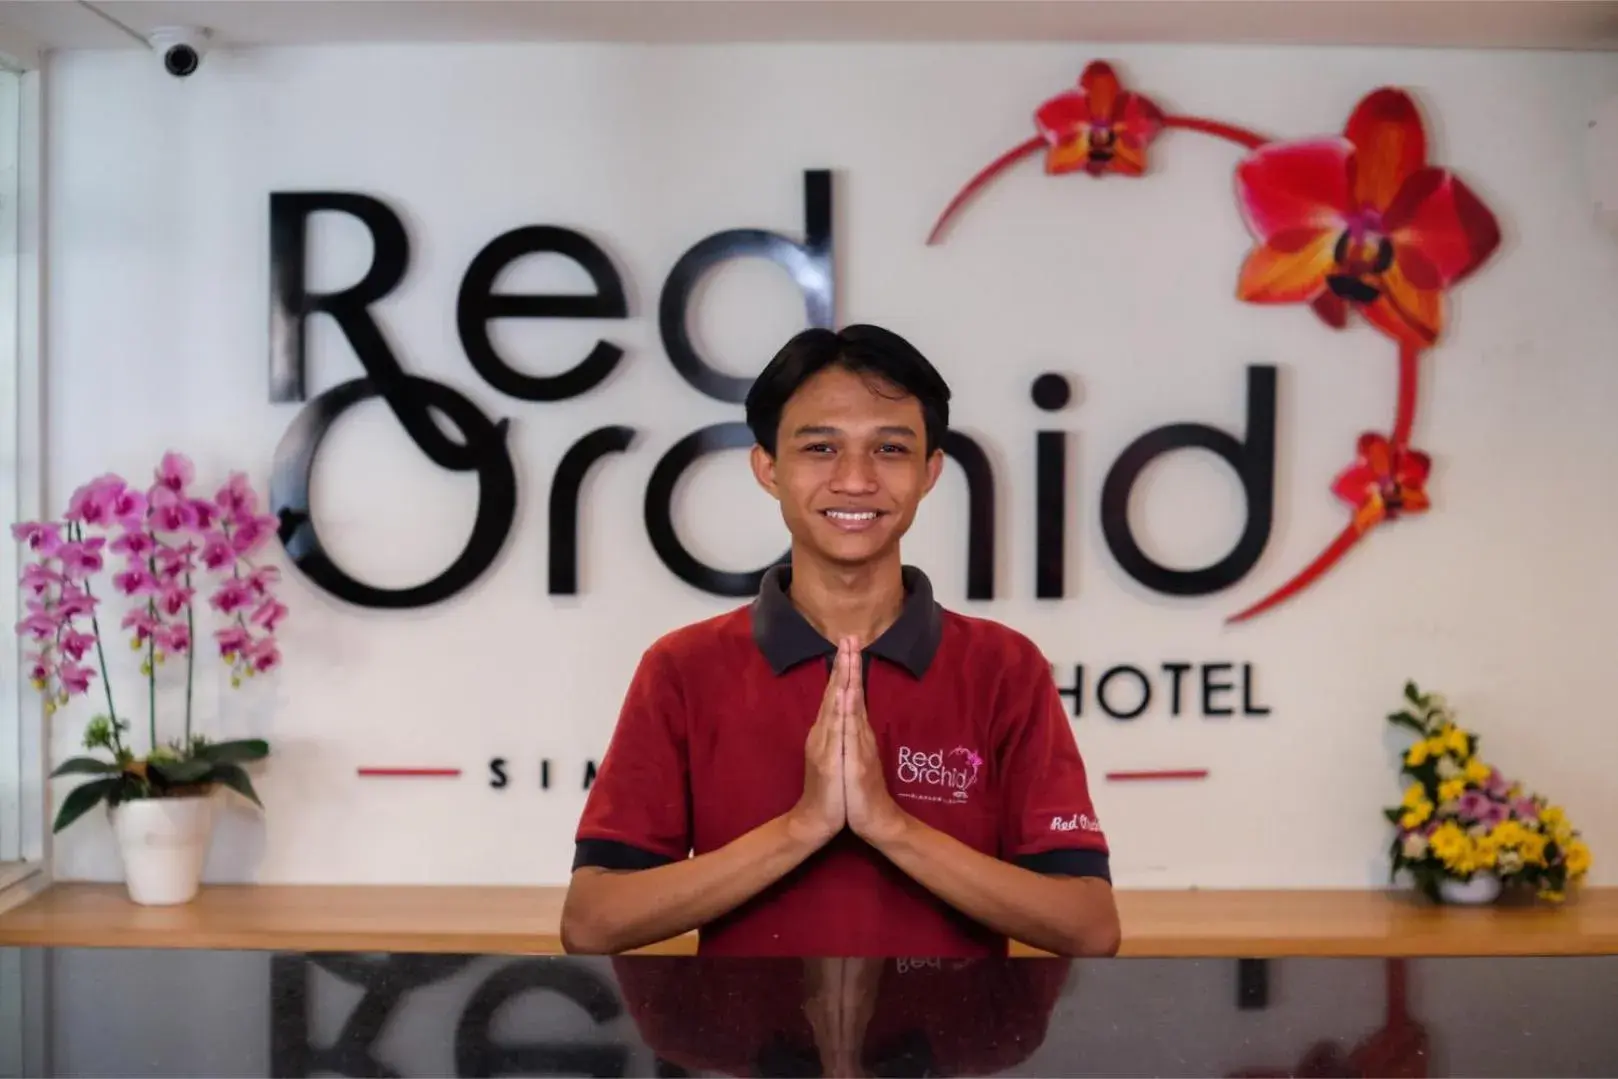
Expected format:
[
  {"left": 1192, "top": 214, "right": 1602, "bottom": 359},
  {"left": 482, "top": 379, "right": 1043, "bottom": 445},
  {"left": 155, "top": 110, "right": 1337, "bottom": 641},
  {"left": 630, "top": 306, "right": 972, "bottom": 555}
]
[
  {"left": 1457, "top": 787, "right": 1511, "bottom": 827},
  {"left": 1457, "top": 790, "right": 1491, "bottom": 820}
]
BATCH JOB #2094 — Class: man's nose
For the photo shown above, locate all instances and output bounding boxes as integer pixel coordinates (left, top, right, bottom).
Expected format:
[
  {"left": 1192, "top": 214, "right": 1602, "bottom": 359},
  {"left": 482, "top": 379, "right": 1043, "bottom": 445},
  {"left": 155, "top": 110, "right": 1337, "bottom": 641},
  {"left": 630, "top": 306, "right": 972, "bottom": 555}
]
[{"left": 830, "top": 453, "right": 878, "bottom": 491}]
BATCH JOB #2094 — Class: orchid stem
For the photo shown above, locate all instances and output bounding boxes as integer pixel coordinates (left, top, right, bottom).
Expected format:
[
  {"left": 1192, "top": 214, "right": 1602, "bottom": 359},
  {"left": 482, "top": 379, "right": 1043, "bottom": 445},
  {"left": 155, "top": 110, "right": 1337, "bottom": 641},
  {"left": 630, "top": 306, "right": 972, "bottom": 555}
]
[
  {"left": 925, "top": 135, "right": 1044, "bottom": 245},
  {"left": 184, "top": 571, "right": 194, "bottom": 748},
  {"left": 146, "top": 548, "right": 157, "bottom": 755},
  {"left": 1163, "top": 115, "right": 1270, "bottom": 152},
  {"left": 1226, "top": 523, "right": 1365, "bottom": 624},
  {"left": 1392, "top": 344, "right": 1420, "bottom": 448},
  {"left": 73, "top": 522, "right": 123, "bottom": 756}
]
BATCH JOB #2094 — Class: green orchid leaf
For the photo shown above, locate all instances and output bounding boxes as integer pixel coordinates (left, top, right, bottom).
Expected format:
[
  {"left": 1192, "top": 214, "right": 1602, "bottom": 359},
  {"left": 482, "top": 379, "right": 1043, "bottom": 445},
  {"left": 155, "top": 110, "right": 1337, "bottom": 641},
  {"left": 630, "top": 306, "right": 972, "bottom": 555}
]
[
  {"left": 194, "top": 739, "right": 269, "bottom": 764},
  {"left": 50, "top": 756, "right": 118, "bottom": 778},
  {"left": 150, "top": 757, "right": 213, "bottom": 784},
  {"left": 211, "top": 763, "right": 262, "bottom": 809},
  {"left": 52, "top": 777, "right": 118, "bottom": 833}
]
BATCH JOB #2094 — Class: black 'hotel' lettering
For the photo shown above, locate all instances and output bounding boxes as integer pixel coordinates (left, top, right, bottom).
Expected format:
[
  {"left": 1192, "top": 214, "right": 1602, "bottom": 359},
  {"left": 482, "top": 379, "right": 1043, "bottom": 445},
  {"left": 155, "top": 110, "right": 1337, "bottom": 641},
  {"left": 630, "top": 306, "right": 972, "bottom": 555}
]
[
  {"left": 1096, "top": 664, "right": 1151, "bottom": 720},
  {"left": 1051, "top": 662, "right": 1268, "bottom": 720},
  {"left": 1202, "top": 662, "right": 1235, "bottom": 716},
  {"left": 1162, "top": 661, "right": 1192, "bottom": 715}
]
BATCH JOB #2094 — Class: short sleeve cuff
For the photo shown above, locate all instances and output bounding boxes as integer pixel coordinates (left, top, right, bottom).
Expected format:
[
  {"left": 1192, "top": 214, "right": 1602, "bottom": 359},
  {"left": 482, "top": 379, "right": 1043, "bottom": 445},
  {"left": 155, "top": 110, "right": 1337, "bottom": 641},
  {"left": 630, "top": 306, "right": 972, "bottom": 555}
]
[
  {"left": 1014, "top": 848, "right": 1111, "bottom": 882},
  {"left": 572, "top": 838, "right": 679, "bottom": 872}
]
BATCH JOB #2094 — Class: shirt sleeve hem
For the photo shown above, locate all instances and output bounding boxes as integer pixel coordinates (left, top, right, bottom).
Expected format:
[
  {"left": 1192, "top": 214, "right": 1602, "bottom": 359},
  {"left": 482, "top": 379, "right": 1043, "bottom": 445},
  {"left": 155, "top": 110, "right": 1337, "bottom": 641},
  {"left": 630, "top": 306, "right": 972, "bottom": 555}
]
[
  {"left": 1013, "top": 848, "right": 1112, "bottom": 882},
  {"left": 572, "top": 838, "right": 680, "bottom": 872}
]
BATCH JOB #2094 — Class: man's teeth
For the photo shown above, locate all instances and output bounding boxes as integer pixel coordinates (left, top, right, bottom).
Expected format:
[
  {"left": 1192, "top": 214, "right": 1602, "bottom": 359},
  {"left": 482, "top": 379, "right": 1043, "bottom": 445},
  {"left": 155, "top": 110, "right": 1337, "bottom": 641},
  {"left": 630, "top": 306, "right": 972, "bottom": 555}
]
[{"left": 825, "top": 510, "right": 877, "bottom": 521}]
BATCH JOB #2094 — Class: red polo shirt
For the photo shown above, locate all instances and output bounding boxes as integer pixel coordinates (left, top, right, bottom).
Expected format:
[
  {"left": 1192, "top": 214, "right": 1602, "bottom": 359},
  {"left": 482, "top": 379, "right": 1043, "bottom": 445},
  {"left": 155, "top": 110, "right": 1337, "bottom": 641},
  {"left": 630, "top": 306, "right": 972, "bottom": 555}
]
[{"left": 573, "top": 565, "right": 1110, "bottom": 957}]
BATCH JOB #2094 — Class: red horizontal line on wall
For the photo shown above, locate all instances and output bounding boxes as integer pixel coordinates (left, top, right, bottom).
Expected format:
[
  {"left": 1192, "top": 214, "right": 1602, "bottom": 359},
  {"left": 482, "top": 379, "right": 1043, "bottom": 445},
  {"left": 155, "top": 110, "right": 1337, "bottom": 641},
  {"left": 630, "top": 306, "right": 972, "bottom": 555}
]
[
  {"left": 356, "top": 767, "right": 463, "bottom": 778},
  {"left": 1105, "top": 769, "right": 1210, "bottom": 782}
]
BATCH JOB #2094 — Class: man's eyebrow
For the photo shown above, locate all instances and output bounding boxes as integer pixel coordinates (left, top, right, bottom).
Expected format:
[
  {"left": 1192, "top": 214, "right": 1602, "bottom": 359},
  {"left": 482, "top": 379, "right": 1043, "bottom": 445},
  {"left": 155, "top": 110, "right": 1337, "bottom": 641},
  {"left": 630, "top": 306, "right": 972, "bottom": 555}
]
[{"left": 789, "top": 424, "right": 918, "bottom": 438}]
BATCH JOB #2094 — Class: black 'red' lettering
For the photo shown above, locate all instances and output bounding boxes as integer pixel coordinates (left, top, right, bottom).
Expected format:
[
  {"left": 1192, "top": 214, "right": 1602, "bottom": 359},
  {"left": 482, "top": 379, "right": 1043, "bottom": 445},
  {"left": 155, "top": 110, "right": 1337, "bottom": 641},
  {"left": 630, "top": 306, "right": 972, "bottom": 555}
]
[
  {"left": 268, "top": 176, "right": 841, "bottom": 611},
  {"left": 457, "top": 226, "right": 629, "bottom": 401},
  {"left": 659, "top": 170, "right": 834, "bottom": 403},
  {"left": 267, "top": 193, "right": 519, "bottom": 609}
]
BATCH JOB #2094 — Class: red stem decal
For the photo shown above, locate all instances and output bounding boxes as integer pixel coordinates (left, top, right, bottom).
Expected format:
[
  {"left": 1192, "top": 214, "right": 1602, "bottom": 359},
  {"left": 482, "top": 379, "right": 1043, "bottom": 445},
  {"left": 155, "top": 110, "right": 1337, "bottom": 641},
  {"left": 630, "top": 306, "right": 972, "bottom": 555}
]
[
  {"left": 926, "top": 117, "right": 1266, "bottom": 245},
  {"left": 1225, "top": 523, "right": 1365, "bottom": 624},
  {"left": 925, "top": 136, "right": 1044, "bottom": 245},
  {"left": 1392, "top": 343, "right": 1420, "bottom": 448},
  {"left": 1226, "top": 340, "right": 1421, "bottom": 622},
  {"left": 1162, "top": 115, "right": 1270, "bottom": 151}
]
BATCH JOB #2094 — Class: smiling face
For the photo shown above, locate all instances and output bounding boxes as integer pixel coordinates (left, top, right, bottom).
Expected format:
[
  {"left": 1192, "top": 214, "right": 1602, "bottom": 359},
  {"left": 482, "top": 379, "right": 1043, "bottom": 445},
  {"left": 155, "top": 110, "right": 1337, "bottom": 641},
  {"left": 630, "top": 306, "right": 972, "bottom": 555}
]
[{"left": 751, "top": 364, "right": 944, "bottom": 571}]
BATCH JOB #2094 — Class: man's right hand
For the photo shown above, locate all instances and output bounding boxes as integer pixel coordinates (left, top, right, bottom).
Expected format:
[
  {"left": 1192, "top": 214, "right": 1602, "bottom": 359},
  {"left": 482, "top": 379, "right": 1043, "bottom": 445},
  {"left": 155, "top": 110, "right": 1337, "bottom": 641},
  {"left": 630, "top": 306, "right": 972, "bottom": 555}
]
[{"left": 790, "top": 637, "right": 852, "bottom": 847}]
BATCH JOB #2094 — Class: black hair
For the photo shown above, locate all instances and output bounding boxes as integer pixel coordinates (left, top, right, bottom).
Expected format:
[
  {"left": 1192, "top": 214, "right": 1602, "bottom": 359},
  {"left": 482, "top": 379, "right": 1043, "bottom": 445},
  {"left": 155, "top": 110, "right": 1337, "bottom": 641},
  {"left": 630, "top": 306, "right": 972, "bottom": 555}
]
[{"left": 744, "top": 324, "right": 951, "bottom": 457}]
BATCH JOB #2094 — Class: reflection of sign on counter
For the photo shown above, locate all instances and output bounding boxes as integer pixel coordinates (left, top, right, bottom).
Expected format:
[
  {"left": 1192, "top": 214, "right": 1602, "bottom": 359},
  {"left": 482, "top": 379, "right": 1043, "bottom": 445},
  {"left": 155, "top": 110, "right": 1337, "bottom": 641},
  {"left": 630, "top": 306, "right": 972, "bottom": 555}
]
[
  {"left": 268, "top": 953, "right": 1072, "bottom": 1078},
  {"left": 269, "top": 953, "right": 647, "bottom": 1077}
]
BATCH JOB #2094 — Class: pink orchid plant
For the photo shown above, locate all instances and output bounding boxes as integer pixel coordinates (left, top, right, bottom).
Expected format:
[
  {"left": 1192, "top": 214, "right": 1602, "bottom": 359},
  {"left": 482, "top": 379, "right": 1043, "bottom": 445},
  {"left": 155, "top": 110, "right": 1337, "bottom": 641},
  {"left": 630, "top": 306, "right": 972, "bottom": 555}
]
[{"left": 12, "top": 451, "right": 286, "bottom": 833}]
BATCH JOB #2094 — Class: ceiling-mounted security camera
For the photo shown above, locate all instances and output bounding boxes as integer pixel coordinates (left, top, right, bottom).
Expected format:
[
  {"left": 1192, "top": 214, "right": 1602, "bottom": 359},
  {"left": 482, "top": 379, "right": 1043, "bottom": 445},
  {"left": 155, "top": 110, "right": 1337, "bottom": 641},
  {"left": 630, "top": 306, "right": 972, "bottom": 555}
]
[{"left": 148, "top": 26, "right": 211, "bottom": 78}]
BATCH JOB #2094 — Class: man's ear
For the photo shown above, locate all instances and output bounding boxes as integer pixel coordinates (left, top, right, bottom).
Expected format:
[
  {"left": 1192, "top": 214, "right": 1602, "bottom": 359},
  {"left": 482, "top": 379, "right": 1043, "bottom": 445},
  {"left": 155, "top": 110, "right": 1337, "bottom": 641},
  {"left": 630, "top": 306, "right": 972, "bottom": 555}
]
[
  {"left": 921, "top": 447, "right": 945, "bottom": 497},
  {"left": 750, "top": 443, "right": 780, "bottom": 500}
]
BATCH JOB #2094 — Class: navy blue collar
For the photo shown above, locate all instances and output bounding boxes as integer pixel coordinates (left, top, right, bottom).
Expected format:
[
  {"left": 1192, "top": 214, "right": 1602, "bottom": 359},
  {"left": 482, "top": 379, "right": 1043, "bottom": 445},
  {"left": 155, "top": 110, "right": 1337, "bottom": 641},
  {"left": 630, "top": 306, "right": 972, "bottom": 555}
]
[{"left": 749, "top": 564, "right": 943, "bottom": 678}]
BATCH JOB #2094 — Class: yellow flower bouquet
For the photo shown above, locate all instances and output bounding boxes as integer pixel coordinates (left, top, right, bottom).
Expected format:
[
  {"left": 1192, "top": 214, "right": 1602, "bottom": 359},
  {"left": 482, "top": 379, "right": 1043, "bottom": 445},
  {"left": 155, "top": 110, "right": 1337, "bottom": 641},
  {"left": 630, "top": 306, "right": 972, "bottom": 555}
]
[{"left": 1384, "top": 681, "right": 1591, "bottom": 905}]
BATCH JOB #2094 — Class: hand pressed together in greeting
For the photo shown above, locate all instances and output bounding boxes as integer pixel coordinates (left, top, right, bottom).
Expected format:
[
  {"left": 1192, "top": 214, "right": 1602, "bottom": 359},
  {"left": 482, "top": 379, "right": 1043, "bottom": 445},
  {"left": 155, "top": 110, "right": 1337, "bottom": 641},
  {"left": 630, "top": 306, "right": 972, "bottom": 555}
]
[{"left": 790, "top": 637, "right": 909, "bottom": 848}]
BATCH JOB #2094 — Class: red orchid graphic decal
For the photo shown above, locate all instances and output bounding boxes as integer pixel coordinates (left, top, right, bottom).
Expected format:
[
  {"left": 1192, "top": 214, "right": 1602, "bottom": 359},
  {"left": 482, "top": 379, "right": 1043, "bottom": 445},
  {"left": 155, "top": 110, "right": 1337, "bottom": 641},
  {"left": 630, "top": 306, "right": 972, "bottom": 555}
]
[
  {"left": 1035, "top": 61, "right": 1164, "bottom": 177},
  {"left": 1233, "top": 87, "right": 1501, "bottom": 350},
  {"left": 1334, "top": 433, "right": 1432, "bottom": 531},
  {"left": 926, "top": 62, "right": 1503, "bottom": 625},
  {"left": 1228, "top": 434, "right": 1433, "bottom": 623}
]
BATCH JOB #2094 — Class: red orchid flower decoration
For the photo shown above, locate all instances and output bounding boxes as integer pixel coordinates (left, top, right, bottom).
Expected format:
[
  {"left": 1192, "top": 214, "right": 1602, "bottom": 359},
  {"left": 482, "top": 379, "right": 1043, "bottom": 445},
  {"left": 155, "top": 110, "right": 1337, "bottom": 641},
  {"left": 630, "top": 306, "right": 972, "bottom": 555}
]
[
  {"left": 1332, "top": 432, "right": 1432, "bottom": 532},
  {"left": 926, "top": 64, "right": 1502, "bottom": 627},
  {"left": 1233, "top": 87, "right": 1501, "bottom": 349},
  {"left": 1035, "top": 61, "right": 1164, "bottom": 177},
  {"left": 1227, "top": 432, "right": 1432, "bottom": 623},
  {"left": 925, "top": 60, "right": 1176, "bottom": 244}
]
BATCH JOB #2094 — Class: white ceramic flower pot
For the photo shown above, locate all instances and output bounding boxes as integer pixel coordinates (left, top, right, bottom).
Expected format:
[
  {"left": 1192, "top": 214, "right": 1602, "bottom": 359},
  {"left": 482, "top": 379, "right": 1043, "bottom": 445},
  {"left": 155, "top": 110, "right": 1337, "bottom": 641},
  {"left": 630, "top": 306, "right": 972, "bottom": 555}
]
[
  {"left": 1439, "top": 872, "right": 1502, "bottom": 906},
  {"left": 108, "top": 792, "right": 217, "bottom": 906}
]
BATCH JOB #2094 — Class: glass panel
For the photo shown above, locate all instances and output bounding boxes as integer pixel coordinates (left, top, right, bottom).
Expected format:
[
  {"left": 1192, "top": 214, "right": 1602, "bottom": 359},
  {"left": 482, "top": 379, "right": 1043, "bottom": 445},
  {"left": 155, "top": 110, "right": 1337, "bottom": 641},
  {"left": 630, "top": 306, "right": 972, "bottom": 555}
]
[{"left": 0, "top": 66, "right": 22, "bottom": 866}]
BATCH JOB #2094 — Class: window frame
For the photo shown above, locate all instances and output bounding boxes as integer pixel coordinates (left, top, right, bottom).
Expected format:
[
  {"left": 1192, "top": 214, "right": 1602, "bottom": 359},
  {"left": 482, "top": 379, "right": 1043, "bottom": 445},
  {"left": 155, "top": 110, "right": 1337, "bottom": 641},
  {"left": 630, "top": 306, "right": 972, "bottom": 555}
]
[{"left": 0, "top": 28, "right": 47, "bottom": 910}]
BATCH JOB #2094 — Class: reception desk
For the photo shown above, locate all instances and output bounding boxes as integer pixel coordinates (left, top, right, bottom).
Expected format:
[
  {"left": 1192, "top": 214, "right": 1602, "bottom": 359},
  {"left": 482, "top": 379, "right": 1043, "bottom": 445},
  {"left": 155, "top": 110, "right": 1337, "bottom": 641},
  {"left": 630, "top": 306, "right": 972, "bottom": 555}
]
[
  {"left": 4, "top": 945, "right": 1616, "bottom": 1076},
  {"left": 5, "top": 886, "right": 1618, "bottom": 1076},
  {"left": 2, "top": 883, "right": 1617, "bottom": 956}
]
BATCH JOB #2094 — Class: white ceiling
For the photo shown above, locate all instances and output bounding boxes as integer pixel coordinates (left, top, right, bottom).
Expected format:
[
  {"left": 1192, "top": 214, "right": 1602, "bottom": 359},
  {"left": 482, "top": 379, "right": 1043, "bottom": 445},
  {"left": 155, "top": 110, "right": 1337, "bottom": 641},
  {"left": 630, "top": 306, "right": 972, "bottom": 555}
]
[{"left": 2, "top": 0, "right": 1618, "bottom": 53}]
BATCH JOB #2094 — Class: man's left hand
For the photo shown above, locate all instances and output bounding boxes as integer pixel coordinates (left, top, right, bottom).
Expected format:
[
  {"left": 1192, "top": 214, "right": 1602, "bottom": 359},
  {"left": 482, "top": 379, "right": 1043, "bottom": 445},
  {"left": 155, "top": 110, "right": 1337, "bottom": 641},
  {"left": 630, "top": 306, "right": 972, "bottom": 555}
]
[{"left": 840, "top": 636, "right": 909, "bottom": 846}]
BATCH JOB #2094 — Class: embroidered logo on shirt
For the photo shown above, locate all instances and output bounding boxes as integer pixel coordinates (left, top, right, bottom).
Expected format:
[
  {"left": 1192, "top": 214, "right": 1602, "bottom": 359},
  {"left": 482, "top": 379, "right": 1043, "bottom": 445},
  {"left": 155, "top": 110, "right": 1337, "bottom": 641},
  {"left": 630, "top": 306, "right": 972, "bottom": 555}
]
[
  {"left": 895, "top": 745, "right": 983, "bottom": 804},
  {"left": 1050, "top": 812, "right": 1103, "bottom": 833}
]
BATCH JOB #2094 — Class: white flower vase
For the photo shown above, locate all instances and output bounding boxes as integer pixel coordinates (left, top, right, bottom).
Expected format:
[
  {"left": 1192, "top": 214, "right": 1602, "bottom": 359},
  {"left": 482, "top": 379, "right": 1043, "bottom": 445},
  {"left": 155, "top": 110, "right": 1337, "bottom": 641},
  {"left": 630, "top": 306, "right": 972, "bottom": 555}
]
[
  {"left": 108, "top": 792, "right": 218, "bottom": 905},
  {"left": 1438, "top": 872, "right": 1502, "bottom": 906}
]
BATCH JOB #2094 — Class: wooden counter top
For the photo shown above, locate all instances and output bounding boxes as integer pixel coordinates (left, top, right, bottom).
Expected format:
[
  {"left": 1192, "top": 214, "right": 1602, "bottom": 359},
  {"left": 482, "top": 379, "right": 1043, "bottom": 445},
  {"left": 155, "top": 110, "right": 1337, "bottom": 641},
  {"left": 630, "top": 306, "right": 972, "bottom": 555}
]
[{"left": 3, "top": 883, "right": 1617, "bottom": 957}]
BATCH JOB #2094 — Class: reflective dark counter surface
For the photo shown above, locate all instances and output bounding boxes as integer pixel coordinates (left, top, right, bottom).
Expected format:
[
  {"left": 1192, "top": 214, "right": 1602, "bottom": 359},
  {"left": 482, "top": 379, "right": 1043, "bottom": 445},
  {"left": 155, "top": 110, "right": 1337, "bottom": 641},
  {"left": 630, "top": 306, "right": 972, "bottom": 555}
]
[{"left": 3, "top": 949, "right": 1617, "bottom": 1077}]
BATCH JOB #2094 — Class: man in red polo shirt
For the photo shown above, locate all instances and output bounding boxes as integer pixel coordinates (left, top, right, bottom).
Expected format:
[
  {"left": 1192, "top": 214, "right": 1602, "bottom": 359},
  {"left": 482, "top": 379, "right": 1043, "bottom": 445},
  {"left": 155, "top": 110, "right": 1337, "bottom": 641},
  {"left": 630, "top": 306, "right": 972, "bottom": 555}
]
[{"left": 561, "top": 323, "right": 1119, "bottom": 958}]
